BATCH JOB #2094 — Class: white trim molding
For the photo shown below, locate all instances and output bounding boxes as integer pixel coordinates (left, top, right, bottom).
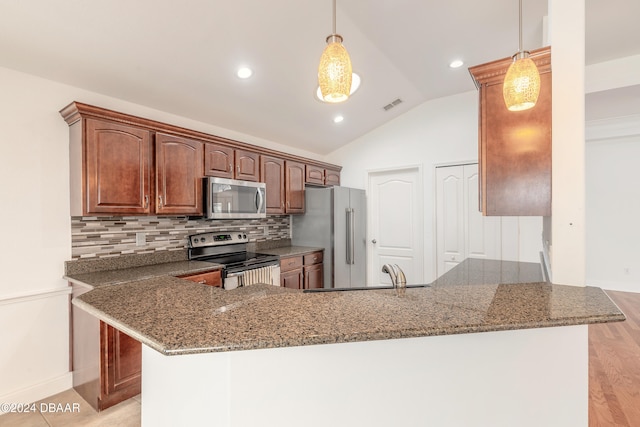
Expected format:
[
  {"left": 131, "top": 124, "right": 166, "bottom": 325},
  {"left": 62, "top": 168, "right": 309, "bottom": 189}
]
[
  {"left": 586, "top": 114, "right": 640, "bottom": 142},
  {"left": 0, "top": 286, "right": 71, "bottom": 307},
  {"left": 0, "top": 373, "right": 72, "bottom": 414}
]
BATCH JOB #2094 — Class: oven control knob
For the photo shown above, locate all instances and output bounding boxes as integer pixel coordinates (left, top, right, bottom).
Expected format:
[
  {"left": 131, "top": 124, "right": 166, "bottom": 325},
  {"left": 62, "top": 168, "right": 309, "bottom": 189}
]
[
  {"left": 237, "top": 234, "right": 242, "bottom": 239},
  {"left": 200, "top": 237, "right": 206, "bottom": 242}
]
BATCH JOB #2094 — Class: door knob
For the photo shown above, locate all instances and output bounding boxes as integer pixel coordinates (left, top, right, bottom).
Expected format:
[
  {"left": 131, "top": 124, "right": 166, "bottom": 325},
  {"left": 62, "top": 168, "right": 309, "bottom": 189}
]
[{"left": 372, "top": 239, "right": 377, "bottom": 244}]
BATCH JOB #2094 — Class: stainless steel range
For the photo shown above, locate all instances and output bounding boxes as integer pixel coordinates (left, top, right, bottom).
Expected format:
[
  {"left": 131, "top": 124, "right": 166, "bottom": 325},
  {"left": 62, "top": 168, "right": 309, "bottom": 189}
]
[{"left": 187, "top": 232, "right": 280, "bottom": 289}]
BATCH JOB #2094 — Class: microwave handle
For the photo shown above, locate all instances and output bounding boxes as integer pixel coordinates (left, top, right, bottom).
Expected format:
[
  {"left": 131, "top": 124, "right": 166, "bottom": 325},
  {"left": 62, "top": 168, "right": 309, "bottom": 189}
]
[{"left": 255, "top": 188, "right": 264, "bottom": 212}]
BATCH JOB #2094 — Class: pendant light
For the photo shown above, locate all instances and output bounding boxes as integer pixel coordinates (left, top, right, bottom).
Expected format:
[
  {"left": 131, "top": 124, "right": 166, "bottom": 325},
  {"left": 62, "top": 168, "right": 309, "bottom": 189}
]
[
  {"left": 318, "top": 0, "right": 352, "bottom": 103},
  {"left": 503, "top": 0, "right": 541, "bottom": 111}
]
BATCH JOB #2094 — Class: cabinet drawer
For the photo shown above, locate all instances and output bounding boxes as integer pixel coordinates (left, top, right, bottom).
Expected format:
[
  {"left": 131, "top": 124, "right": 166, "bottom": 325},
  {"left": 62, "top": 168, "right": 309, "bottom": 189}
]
[
  {"left": 178, "top": 269, "right": 222, "bottom": 287},
  {"left": 304, "top": 251, "right": 323, "bottom": 266},
  {"left": 280, "top": 256, "right": 303, "bottom": 272}
]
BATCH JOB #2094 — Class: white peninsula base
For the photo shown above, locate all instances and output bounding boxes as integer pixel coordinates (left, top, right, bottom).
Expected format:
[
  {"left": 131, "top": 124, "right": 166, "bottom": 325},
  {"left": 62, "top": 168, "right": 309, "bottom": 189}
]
[{"left": 142, "top": 325, "right": 588, "bottom": 427}]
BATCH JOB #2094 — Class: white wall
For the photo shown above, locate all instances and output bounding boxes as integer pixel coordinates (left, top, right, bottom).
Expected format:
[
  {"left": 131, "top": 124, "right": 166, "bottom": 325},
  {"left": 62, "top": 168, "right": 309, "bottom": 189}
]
[
  {"left": 326, "top": 91, "right": 543, "bottom": 283},
  {"left": 0, "top": 65, "right": 322, "bottom": 406},
  {"left": 585, "top": 115, "right": 640, "bottom": 293}
]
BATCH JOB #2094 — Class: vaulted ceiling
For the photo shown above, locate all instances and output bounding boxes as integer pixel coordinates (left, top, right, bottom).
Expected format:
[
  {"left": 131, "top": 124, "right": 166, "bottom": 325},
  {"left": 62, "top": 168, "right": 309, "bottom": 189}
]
[{"left": 1, "top": 0, "right": 638, "bottom": 154}]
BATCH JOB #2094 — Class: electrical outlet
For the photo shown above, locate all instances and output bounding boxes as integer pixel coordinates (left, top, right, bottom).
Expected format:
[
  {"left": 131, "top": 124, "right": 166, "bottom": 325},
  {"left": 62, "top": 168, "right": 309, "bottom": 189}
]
[{"left": 136, "top": 232, "right": 146, "bottom": 246}]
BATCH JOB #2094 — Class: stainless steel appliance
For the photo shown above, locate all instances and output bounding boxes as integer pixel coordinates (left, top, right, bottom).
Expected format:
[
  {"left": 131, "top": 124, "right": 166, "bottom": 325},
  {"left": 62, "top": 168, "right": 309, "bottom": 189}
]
[
  {"left": 187, "top": 232, "right": 280, "bottom": 289},
  {"left": 203, "top": 177, "right": 266, "bottom": 219},
  {"left": 292, "top": 186, "right": 366, "bottom": 289}
]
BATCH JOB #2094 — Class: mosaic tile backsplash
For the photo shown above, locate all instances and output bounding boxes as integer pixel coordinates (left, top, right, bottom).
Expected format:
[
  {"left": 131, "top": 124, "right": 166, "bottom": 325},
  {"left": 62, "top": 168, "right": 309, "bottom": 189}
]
[{"left": 71, "top": 215, "right": 291, "bottom": 259}]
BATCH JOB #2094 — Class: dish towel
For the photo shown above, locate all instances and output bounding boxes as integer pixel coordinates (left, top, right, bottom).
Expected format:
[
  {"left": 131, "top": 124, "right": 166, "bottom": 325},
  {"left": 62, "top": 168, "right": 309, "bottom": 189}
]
[{"left": 243, "top": 265, "right": 274, "bottom": 286}]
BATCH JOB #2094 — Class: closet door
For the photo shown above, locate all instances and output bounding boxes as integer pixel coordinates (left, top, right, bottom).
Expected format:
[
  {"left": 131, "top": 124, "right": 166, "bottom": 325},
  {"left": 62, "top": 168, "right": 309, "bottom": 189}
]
[
  {"left": 463, "top": 165, "right": 501, "bottom": 262},
  {"left": 436, "top": 164, "right": 501, "bottom": 277},
  {"left": 436, "top": 166, "right": 465, "bottom": 275}
]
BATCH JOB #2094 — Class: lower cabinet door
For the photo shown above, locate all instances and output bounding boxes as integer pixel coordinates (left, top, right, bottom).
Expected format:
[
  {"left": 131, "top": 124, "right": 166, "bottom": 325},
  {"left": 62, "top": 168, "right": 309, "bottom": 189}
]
[
  {"left": 100, "top": 322, "right": 141, "bottom": 409},
  {"left": 304, "top": 264, "right": 324, "bottom": 289},
  {"left": 281, "top": 269, "right": 303, "bottom": 289}
]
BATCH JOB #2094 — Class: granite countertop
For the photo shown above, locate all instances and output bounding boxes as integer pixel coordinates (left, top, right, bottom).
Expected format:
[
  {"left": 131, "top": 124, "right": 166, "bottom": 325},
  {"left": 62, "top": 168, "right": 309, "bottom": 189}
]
[
  {"left": 258, "top": 245, "right": 324, "bottom": 257},
  {"left": 65, "top": 260, "right": 223, "bottom": 289},
  {"left": 72, "top": 258, "right": 625, "bottom": 356}
]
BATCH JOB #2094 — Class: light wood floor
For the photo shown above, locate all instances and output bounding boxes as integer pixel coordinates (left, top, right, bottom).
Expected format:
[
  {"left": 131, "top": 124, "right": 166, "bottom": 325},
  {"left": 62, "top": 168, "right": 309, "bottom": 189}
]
[
  {"left": 589, "top": 290, "right": 640, "bottom": 427},
  {"left": 0, "top": 389, "right": 139, "bottom": 427},
  {"left": 1, "top": 290, "right": 637, "bottom": 426}
]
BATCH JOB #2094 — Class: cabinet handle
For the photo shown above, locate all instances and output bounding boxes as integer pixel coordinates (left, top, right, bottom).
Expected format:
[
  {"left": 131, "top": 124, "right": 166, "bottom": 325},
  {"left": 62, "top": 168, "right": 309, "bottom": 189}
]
[
  {"left": 237, "top": 165, "right": 240, "bottom": 174},
  {"left": 158, "top": 195, "right": 163, "bottom": 208},
  {"left": 287, "top": 201, "right": 290, "bottom": 208},
  {"left": 198, "top": 280, "right": 207, "bottom": 284},
  {"left": 144, "top": 195, "right": 149, "bottom": 208}
]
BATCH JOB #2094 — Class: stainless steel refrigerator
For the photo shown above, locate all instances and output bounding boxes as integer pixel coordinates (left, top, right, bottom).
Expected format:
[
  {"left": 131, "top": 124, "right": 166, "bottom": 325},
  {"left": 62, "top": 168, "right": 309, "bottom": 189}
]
[{"left": 292, "top": 186, "right": 366, "bottom": 288}]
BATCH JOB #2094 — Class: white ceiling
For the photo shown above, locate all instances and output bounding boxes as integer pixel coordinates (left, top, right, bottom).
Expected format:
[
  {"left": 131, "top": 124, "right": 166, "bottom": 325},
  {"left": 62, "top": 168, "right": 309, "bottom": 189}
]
[{"left": 0, "top": 0, "right": 638, "bottom": 155}]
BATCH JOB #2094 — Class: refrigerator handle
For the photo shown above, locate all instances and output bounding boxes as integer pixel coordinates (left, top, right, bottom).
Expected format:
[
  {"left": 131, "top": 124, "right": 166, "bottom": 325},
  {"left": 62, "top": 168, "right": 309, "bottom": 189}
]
[{"left": 346, "top": 208, "right": 355, "bottom": 265}]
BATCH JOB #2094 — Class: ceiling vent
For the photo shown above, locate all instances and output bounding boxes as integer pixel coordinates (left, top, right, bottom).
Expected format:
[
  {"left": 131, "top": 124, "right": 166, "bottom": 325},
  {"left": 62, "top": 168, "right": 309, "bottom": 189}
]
[{"left": 383, "top": 98, "right": 403, "bottom": 111}]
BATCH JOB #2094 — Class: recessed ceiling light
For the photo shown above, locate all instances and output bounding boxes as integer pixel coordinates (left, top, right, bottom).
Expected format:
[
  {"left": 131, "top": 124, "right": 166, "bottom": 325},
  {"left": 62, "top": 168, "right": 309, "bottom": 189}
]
[
  {"left": 449, "top": 60, "right": 464, "bottom": 69},
  {"left": 236, "top": 67, "right": 253, "bottom": 79},
  {"left": 333, "top": 115, "right": 344, "bottom": 123},
  {"left": 316, "top": 72, "right": 361, "bottom": 102}
]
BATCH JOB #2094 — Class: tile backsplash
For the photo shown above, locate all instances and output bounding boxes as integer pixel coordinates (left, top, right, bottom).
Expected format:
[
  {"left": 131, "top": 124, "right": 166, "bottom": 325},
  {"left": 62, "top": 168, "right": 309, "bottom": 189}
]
[{"left": 71, "top": 215, "right": 290, "bottom": 259}]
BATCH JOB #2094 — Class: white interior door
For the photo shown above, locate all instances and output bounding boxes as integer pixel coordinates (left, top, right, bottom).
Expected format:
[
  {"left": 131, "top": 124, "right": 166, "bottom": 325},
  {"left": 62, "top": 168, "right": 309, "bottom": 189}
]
[
  {"left": 368, "top": 167, "right": 423, "bottom": 286},
  {"left": 436, "top": 164, "right": 501, "bottom": 277},
  {"left": 436, "top": 166, "right": 465, "bottom": 274}
]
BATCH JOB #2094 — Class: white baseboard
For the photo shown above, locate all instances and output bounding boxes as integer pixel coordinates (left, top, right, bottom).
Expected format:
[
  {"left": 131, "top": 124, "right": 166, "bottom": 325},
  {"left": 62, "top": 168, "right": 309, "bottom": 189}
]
[
  {"left": 0, "top": 372, "right": 73, "bottom": 414},
  {"left": 587, "top": 279, "right": 640, "bottom": 294}
]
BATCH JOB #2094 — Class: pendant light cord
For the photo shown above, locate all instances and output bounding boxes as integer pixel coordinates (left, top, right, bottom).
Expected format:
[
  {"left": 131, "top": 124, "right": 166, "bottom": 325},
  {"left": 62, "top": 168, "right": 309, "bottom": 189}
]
[
  {"left": 518, "top": 0, "right": 523, "bottom": 52},
  {"left": 332, "top": 0, "right": 337, "bottom": 35}
]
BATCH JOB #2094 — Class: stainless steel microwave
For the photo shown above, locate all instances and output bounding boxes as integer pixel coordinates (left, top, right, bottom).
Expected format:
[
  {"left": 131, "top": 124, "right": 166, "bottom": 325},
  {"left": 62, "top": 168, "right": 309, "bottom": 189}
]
[{"left": 204, "top": 177, "right": 266, "bottom": 219}]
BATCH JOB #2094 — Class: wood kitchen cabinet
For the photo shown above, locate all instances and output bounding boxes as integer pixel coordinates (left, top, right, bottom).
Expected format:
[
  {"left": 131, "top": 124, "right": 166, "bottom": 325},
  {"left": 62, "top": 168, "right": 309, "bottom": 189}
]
[
  {"left": 100, "top": 322, "right": 142, "bottom": 409},
  {"left": 71, "top": 281, "right": 141, "bottom": 411},
  {"left": 306, "top": 165, "right": 341, "bottom": 187},
  {"left": 178, "top": 269, "right": 222, "bottom": 287},
  {"left": 61, "top": 102, "right": 341, "bottom": 217},
  {"left": 81, "top": 119, "right": 153, "bottom": 215},
  {"left": 305, "top": 165, "right": 325, "bottom": 185},
  {"left": 280, "top": 251, "right": 324, "bottom": 289},
  {"left": 264, "top": 158, "right": 306, "bottom": 214},
  {"left": 155, "top": 133, "right": 203, "bottom": 215},
  {"left": 62, "top": 104, "right": 205, "bottom": 216},
  {"left": 324, "top": 168, "right": 341, "bottom": 186},
  {"left": 285, "top": 161, "right": 305, "bottom": 214},
  {"left": 261, "top": 155, "right": 286, "bottom": 214},
  {"left": 468, "top": 47, "right": 552, "bottom": 216},
  {"left": 303, "top": 251, "right": 324, "bottom": 289},
  {"left": 280, "top": 255, "right": 303, "bottom": 289},
  {"left": 204, "top": 143, "right": 260, "bottom": 182},
  {"left": 235, "top": 149, "right": 260, "bottom": 182},
  {"left": 204, "top": 142, "right": 234, "bottom": 178}
]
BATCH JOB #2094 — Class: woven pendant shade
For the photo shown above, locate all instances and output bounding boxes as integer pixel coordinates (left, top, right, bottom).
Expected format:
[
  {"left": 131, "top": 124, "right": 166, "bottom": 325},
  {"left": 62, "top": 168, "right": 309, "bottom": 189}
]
[
  {"left": 503, "top": 55, "right": 540, "bottom": 111},
  {"left": 318, "top": 35, "right": 352, "bottom": 103}
]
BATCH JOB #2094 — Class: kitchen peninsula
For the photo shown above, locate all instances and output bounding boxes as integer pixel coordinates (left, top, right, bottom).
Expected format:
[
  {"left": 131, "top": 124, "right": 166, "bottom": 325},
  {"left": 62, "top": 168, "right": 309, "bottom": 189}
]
[{"left": 69, "top": 259, "right": 624, "bottom": 427}]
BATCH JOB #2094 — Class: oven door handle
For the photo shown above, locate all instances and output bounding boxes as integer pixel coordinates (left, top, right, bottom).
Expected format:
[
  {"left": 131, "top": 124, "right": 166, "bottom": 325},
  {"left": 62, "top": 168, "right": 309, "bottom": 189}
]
[{"left": 226, "top": 271, "right": 244, "bottom": 278}]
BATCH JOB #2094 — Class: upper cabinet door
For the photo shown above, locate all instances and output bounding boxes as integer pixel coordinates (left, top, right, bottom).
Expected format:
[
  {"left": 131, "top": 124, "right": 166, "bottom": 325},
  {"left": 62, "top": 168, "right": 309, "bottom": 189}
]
[
  {"left": 260, "top": 155, "right": 285, "bottom": 214},
  {"left": 204, "top": 143, "right": 234, "bottom": 178},
  {"left": 305, "top": 165, "right": 325, "bottom": 185},
  {"left": 85, "top": 119, "right": 152, "bottom": 215},
  {"left": 285, "top": 161, "right": 305, "bottom": 214},
  {"left": 155, "top": 133, "right": 204, "bottom": 215},
  {"left": 235, "top": 149, "right": 260, "bottom": 182},
  {"left": 325, "top": 169, "right": 341, "bottom": 186}
]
